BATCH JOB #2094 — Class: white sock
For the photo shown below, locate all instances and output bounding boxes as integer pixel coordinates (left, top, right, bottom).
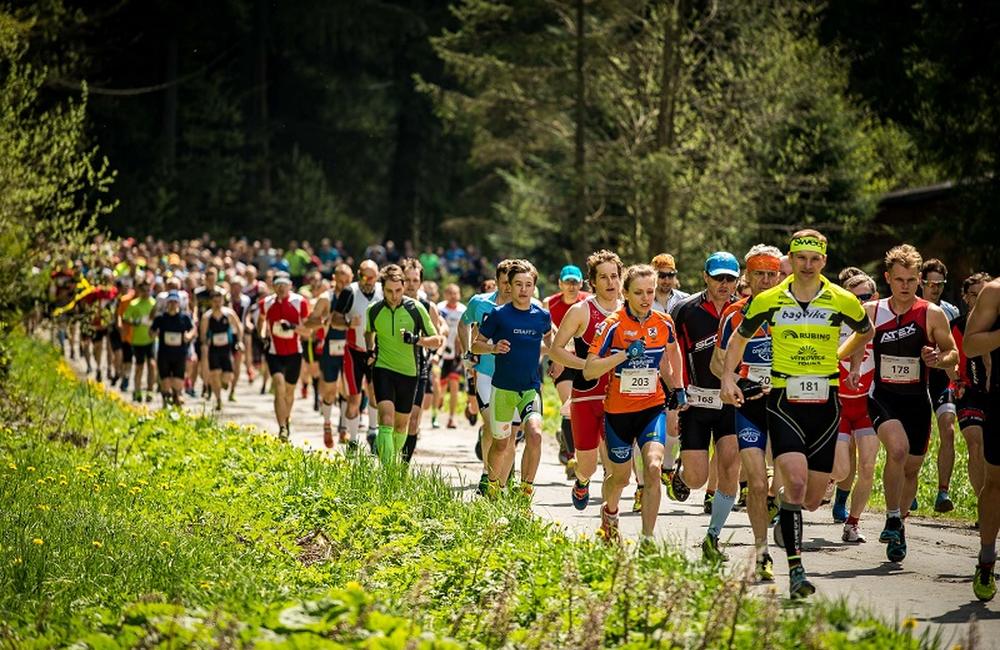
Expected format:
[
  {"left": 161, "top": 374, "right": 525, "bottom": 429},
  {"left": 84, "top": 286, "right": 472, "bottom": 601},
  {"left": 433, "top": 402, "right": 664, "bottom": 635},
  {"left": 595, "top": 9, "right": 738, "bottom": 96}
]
[
  {"left": 345, "top": 415, "right": 360, "bottom": 442},
  {"left": 367, "top": 404, "right": 378, "bottom": 431},
  {"left": 320, "top": 400, "right": 332, "bottom": 421}
]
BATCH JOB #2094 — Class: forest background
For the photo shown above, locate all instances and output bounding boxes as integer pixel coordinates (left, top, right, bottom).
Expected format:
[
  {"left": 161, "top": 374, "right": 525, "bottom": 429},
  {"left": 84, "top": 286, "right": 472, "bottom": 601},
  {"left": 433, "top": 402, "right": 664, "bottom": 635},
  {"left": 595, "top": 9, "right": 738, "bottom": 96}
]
[{"left": 2, "top": 0, "right": 999, "bottom": 295}]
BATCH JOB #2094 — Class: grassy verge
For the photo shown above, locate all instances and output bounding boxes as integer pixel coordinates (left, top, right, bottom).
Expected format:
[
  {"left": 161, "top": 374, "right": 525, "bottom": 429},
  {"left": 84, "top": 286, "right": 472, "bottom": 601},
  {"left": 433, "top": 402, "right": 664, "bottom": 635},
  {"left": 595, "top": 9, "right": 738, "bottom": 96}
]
[{"left": 0, "top": 333, "right": 939, "bottom": 648}]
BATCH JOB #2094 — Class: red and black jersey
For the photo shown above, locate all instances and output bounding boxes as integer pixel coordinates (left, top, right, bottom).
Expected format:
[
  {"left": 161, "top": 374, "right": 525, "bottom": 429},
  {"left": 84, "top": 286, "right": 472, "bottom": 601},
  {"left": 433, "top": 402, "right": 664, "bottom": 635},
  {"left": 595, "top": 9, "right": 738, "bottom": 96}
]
[
  {"left": 871, "top": 298, "right": 932, "bottom": 396},
  {"left": 547, "top": 291, "right": 589, "bottom": 329},
  {"left": 572, "top": 296, "right": 616, "bottom": 400},
  {"left": 670, "top": 290, "right": 733, "bottom": 389}
]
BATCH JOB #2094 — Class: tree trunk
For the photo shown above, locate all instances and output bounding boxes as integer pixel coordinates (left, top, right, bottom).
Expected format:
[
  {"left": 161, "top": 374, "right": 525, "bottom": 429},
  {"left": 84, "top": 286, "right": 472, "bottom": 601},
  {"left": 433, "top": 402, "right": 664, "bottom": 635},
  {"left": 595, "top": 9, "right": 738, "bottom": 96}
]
[
  {"left": 162, "top": 35, "right": 178, "bottom": 173},
  {"left": 254, "top": 0, "right": 271, "bottom": 211},
  {"left": 649, "top": 0, "right": 684, "bottom": 257},
  {"left": 571, "top": 0, "right": 588, "bottom": 262}
]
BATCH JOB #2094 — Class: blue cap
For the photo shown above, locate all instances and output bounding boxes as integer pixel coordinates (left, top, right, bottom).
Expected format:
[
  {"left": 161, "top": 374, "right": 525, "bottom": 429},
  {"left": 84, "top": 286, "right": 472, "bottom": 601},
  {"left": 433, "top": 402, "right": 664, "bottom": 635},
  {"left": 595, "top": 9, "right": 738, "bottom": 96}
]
[
  {"left": 166, "top": 291, "right": 181, "bottom": 302},
  {"left": 704, "top": 252, "right": 740, "bottom": 277},
  {"left": 559, "top": 265, "right": 584, "bottom": 282}
]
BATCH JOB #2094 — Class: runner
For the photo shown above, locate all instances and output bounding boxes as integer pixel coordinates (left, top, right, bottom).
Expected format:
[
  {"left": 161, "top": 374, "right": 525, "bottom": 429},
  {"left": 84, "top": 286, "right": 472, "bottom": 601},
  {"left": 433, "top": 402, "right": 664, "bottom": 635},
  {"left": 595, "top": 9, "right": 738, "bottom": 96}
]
[
  {"left": 330, "top": 260, "right": 383, "bottom": 450},
  {"left": 583, "top": 263, "right": 684, "bottom": 545},
  {"left": 227, "top": 276, "right": 251, "bottom": 402},
  {"left": 920, "top": 259, "right": 962, "bottom": 513},
  {"left": 436, "top": 283, "right": 467, "bottom": 429},
  {"left": 401, "top": 259, "right": 447, "bottom": 462},
  {"left": 546, "top": 264, "right": 589, "bottom": 478},
  {"left": 548, "top": 250, "right": 623, "bottom": 511},
  {"left": 720, "top": 229, "right": 874, "bottom": 599},
  {"left": 108, "top": 276, "right": 133, "bottom": 386},
  {"left": 193, "top": 267, "right": 224, "bottom": 397},
  {"left": 832, "top": 272, "right": 880, "bottom": 544},
  {"left": 302, "top": 263, "right": 353, "bottom": 448},
  {"left": 951, "top": 273, "right": 992, "bottom": 506},
  {"left": 669, "top": 251, "right": 741, "bottom": 562},
  {"left": 121, "top": 278, "right": 158, "bottom": 403},
  {"left": 199, "top": 288, "right": 244, "bottom": 411},
  {"left": 364, "top": 264, "right": 441, "bottom": 464},
  {"left": 713, "top": 244, "right": 782, "bottom": 580},
  {"left": 960, "top": 277, "right": 1000, "bottom": 602},
  {"left": 257, "top": 272, "right": 310, "bottom": 441},
  {"left": 459, "top": 260, "right": 515, "bottom": 495},
  {"left": 473, "top": 260, "right": 552, "bottom": 497},
  {"left": 150, "top": 291, "right": 197, "bottom": 406},
  {"left": 865, "top": 245, "right": 958, "bottom": 563}
]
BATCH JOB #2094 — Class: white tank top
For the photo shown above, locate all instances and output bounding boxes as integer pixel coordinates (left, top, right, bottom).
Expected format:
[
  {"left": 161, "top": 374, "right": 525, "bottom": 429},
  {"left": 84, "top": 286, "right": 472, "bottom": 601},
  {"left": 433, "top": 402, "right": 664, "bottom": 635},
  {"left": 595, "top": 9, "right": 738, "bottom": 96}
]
[{"left": 346, "top": 282, "right": 383, "bottom": 351}]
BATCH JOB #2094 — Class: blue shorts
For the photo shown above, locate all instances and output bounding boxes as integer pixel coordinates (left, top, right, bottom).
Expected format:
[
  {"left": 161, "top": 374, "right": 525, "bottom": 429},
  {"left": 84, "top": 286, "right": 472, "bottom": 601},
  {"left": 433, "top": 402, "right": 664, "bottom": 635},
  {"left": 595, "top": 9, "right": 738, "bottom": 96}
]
[
  {"left": 604, "top": 406, "right": 666, "bottom": 464},
  {"left": 736, "top": 397, "right": 768, "bottom": 452}
]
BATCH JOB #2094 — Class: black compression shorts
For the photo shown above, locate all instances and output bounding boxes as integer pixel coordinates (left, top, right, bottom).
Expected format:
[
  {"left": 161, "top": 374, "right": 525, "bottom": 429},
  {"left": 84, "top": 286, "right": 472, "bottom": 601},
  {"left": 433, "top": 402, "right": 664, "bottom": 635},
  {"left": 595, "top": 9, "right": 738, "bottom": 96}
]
[
  {"left": 372, "top": 367, "right": 418, "bottom": 415},
  {"left": 767, "top": 387, "right": 840, "bottom": 474},
  {"left": 679, "top": 404, "right": 735, "bottom": 452},
  {"left": 868, "top": 387, "right": 932, "bottom": 456},
  {"left": 266, "top": 352, "right": 302, "bottom": 385},
  {"left": 157, "top": 354, "right": 186, "bottom": 380},
  {"left": 208, "top": 347, "right": 234, "bottom": 373}
]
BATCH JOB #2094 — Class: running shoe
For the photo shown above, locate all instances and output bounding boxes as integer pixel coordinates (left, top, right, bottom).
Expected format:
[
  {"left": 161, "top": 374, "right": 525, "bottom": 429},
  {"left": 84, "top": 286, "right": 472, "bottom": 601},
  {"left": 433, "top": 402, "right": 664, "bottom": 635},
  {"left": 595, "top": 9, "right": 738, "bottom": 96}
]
[
  {"left": 934, "top": 490, "right": 955, "bottom": 513},
  {"left": 132, "top": 391, "right": 141, "bottom": 403},
  {"left": 974, "top": 563, "right": 997, "bottom": 602},
  {"left": 571, "top": 480, "right": 590, "bottom": 510},
  {"left": 447, "top": 419, "right": 457, "bottom": 429},
  {"left": 632, "top": 486, "right": 643, "bottom": 513},
  {"left": 474, "top": 429, "right": 483, "bottom": 461},
  {"left": 789, "top": 565, "right": 815, "bottom": 599},
  {"left": 323, "top": 422, "right": 334, "bottom": 449},
  {"left": 95, "top": 370, "right": 102, "bottom": 382},
  {"left": 278, "top": 426, "right": 290, "bottom": 443},
  {"left": 703, "top": 492, "right": 714, "bottom": 515},
  {"left": 832, "top": 501, "right": 848, "bottom": 524},
  {"left": 598, "top": 506, "right": 620, "bottom": 544},
  {"left": 146, "top": 393, "right": 154, "bottom": 403},
  {"left": 565, "top": 457, "right": 578, "bottom": 480},
  {"left": 842, "top": 523, "right": 866, "bottom": 543},
  {"left": 666, "top": 461, "right": 690, "bottom": 502},
  {"left": 885, "top": 525, "right": 907, "bottom": 563},
  {"left": 366, "top": 430, "right": 377, "bottom": 454},
  {"left": 767, "top": 496, "right": 780, "bottom": 524},
  {"left": 558, "top": 450, "right": 571, "bottom": 466},
  {"left": 911, "top": 497, "right": 919, "bottom": 511},
  {"left": 701, "top": 533, "right": 727, "bottom": 563},
  {"left": 121, "top": 377, "right": 130, "bottom": 392},
  {"left": 465, "top": 404, "right": 477, "bottom": 427},
  {"left": 756, "top": 553, "right": 775, "bottom": 582},
  {"left": 229, "top": 393, "right": 237, "bottom": 402},
  {"left": 476, "top": 473, "right": 489, "bottom": 497}
]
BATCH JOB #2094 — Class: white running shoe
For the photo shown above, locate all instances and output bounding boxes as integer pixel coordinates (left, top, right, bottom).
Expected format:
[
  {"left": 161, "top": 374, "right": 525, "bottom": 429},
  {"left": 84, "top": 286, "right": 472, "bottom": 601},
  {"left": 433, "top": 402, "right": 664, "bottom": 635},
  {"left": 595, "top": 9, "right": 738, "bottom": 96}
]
[{"left": 842, "top": 523, "right": 866, "bottom": 543}]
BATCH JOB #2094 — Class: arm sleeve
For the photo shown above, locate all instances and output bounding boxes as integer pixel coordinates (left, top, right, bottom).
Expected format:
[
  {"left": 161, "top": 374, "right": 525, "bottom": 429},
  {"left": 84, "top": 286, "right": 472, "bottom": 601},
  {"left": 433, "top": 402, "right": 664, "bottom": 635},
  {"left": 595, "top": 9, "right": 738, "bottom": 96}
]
[
  {"left": 840, "top": 295, "right": 871, "bottom": 333},
  {"left": 589, "top": 318, "right": 615, "bottom": 357},
  {"left": 333, "top": 288, "right": 353, "bottom": 315}
]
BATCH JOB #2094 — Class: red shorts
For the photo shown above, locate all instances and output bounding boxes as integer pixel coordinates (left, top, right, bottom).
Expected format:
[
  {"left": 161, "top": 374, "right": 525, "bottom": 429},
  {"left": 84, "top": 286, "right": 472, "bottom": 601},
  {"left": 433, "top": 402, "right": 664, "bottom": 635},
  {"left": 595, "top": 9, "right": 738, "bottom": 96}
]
[
  {"left": 838, "top": 396, "right": 874, "bottom": 438},
  {"left": 570, "top": 397, "right": 605, "bottom": 451}
]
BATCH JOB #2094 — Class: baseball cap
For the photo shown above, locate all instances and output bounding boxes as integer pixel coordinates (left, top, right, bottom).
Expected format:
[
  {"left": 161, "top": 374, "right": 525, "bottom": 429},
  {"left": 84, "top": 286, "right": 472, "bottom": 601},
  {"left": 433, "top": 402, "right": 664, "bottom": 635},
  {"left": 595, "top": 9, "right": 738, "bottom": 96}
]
[
  {"left": 704, "top": 252, "right": 740, "bottom": 277},
  {"left": 166, "top": 291, "right": 181, "bottom": 302},
  {"left": 273, "top": 272, "right": 293, "bottom": 286},
  {"left": 559, "top": 265, "right": 584, "bottom": 283}
]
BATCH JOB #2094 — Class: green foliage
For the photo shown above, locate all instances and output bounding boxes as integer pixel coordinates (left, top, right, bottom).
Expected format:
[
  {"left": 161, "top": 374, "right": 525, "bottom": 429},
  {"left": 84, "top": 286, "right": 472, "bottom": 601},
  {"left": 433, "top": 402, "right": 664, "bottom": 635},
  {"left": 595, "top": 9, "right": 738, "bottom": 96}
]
[
  {"left": 0, "top": 332, "right": 935, "bottom": 648},
  {"left": 0, "top": 8, "right": 114, "bottom": 315}
]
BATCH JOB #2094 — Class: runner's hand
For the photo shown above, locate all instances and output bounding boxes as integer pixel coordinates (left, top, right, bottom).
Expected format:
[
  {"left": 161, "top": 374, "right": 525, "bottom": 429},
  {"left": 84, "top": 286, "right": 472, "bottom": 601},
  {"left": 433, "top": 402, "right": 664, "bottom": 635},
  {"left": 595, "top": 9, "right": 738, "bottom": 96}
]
[
  {"left": 720, "top": 375, "right": 744, "bottom": 407},
  {"left": 626, "top": 339, "right": 646, "bottom": 360},
  {"left": 493, "top": 339, "right": 511, "bottom": 354},
  {"left": 921, "top": 345, "right": 941, "bottom": 367},
  {"left": 548, "top": 361, "right": 564, "bottom": 379},
  {"left": 844, "top": 369, "right": 862, "bottom": 392}
]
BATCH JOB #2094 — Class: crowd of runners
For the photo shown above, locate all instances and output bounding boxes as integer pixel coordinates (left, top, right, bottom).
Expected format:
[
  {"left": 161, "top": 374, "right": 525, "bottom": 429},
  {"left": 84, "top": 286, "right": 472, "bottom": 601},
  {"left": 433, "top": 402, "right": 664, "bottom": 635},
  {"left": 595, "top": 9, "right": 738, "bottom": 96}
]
[{"left": 41, "top": 231, "right": 1000, "bottom": 603}]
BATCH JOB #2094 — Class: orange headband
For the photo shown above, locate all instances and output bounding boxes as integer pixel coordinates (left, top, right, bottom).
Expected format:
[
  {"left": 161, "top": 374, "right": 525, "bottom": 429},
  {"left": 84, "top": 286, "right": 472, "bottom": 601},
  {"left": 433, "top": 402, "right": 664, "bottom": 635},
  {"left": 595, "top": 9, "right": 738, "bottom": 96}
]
[{"left": 747, "top": 255, "right": 781, "bottom": 272}]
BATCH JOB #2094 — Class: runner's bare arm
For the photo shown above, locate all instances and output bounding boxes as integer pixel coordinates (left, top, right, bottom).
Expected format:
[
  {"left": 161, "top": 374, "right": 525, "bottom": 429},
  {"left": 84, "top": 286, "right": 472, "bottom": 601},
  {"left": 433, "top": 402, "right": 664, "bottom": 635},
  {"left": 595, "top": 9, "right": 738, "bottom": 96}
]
[
  {"left": 227, "top": 309, "right": 244, "bottom": 341},
  {"left": 548, "top": 302, "right": 586, "bottom": 370},
  {"left": 962, "top": 281, "right": 1000, "bottom": 357},
  {"left": 302, "top": 295, "right": 330, "bottom": 330},
  {"left": 582, "top": 350, "right": 626, "bottom": 381},
  {"left": 418, "top": 304, "right": 445, "bottom": 350},
  {"left": 921, "top": 304, "right": 959, "bottom": 369},
  {"left": 720, "top": 331, "right": 749, "bottom": 405}
]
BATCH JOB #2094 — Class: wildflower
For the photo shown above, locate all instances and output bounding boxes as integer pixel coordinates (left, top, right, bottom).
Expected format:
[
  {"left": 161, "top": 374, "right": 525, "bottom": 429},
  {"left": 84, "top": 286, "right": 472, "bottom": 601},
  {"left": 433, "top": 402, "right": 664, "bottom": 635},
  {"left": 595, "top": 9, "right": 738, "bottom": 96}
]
[
  {"left": 10, "top": 557, "right": 22, "bottom": 566},
  {"left": 59, "top": 480, "right": 68, "bottom": 486},
  {"left": 27, "top": 466, "right": 36, "bottom": 472},
  {"left": 160, "top": 541, "right": 170, "bottom": 548},
  {"left": 7, "top": 463, "right": 15, "bottom": 470},
  {"left": 199, "top": 580, "right": 214, "bottom": 590},
  {"left": 92, "top": 541, "right": 103, "bottom": 548},
  {"left": 902, "top": 617, "right": 917, "bottom": 631},
  {"left": 117, "top": 482, "right": 127, "bottom": 488},
  {"left": 36, "top": 504, "right": 51, "bottom": 512},
  {"left": 130, "top": 486, "right": 141, "bottom": 495},
  {"left": 32, "top": 538, "right": 44, "bottom": 546}
]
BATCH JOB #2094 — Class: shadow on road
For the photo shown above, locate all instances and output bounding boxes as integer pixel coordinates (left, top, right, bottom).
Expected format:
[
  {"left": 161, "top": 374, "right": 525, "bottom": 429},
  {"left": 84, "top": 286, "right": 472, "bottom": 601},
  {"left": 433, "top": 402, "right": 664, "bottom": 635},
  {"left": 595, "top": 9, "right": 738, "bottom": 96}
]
[
  {"left": 817, "top": 563, "right": 910, "bottom": 580},
  {"left": 925, "top": 600, "right": 1000, "bottom": 623}
]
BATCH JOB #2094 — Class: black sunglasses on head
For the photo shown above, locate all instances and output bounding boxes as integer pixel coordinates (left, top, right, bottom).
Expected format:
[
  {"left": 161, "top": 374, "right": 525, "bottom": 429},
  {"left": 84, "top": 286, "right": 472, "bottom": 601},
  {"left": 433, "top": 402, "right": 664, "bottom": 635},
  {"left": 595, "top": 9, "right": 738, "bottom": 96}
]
[
  {"left": 658, "top": 271, "right": 677, "bottom": 279},
  {"left": 856, "top": 292, "right": 873, "bottom": 302}
]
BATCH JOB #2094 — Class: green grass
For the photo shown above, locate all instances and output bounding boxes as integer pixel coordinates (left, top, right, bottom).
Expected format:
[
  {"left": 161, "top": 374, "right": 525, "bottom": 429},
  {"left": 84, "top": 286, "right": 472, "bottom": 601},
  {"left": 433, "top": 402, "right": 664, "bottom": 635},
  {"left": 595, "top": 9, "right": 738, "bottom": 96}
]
[{"left": 0, "top": 333, "right": 942, "bottom": 648}]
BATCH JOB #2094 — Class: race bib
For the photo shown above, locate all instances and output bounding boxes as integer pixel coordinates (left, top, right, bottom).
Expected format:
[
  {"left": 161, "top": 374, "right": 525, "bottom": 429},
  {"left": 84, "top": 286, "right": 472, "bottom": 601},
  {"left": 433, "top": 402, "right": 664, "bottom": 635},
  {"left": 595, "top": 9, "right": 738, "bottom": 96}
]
[
  {"left": 272, "top": 322, "right": 295, "bottom": 339},
  {"left": 327, "top": 339, "right": 346, "bottom": 356},
  {"left": 879, "top": 354, "right": 920, "bottom": 384},
  {"left": 786, "top": 376, "right": 830, "bottom": 403},
  {"left": 163, "top": 332, "right": 183, "bottom": 347},
  {"left": 620, "top": 368, "right": 657, "bottom": 395},
  {"left": 687, "top": 385, "right": 722, "bottom": 410},
  {"left": 745, "top": 364, "right": 772, "bottom": 387},
  {"left": 212, "top": 332, "right": 230, "bottom": 347}
]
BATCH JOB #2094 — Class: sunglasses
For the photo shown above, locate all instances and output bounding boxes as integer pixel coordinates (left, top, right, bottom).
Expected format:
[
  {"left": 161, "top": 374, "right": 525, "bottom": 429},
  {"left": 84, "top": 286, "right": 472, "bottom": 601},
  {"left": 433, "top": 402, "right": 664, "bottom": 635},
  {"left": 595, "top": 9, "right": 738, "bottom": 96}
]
[
  {"left": 856, "top": 293, "right": 873, "bottom": 302},
  {"left": 710, "top": 274, "right": 739, "bottom": 283},
  {"left": 658, "top": 271, "right": 677, "bottom": 279}
]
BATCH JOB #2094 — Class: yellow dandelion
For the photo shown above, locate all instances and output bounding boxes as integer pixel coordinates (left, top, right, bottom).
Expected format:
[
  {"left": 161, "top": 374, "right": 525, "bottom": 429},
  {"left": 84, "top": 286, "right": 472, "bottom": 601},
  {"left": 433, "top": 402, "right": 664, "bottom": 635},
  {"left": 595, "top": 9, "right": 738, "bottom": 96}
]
[
  {"left": 902, "top": 617, "right": 917, "bottom": 631},
  {"left": 7, "top": 463, "right": 16, "bottom": 470},
  {"left": 59, "top": 475, "right": 67, "bottom": 481},
  {"left": 32, "top": 538, "right": 44, "bottom": 546},
  {"left": 199, "top": 580, "right": 214, "bottom": 589},
  {"left": 92, "top": 540, "right": 103, "bottom": 548},
  {"left": 36, "top": 504, "right": 51, "bottom": 512},
  {"left": 10, "top": 557, "right": 22, "bottom": 566},
  {"left": 160, "top": 541, "right": 170, "bottom": 548},
  {"left": 129, "top": 486, "right": 141, "bottom": 495},
  {"left": 59, "top": 480, "right": 68, "bottom": 486},
  {"left": 138, "top": 479, "right": 148, "bottom": 486},
  {"left": 26, "top": 466, "right": 36, "bottom": 472},
  {"left": 117, "top": 482, "right": 127, "bottom": 488}
]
